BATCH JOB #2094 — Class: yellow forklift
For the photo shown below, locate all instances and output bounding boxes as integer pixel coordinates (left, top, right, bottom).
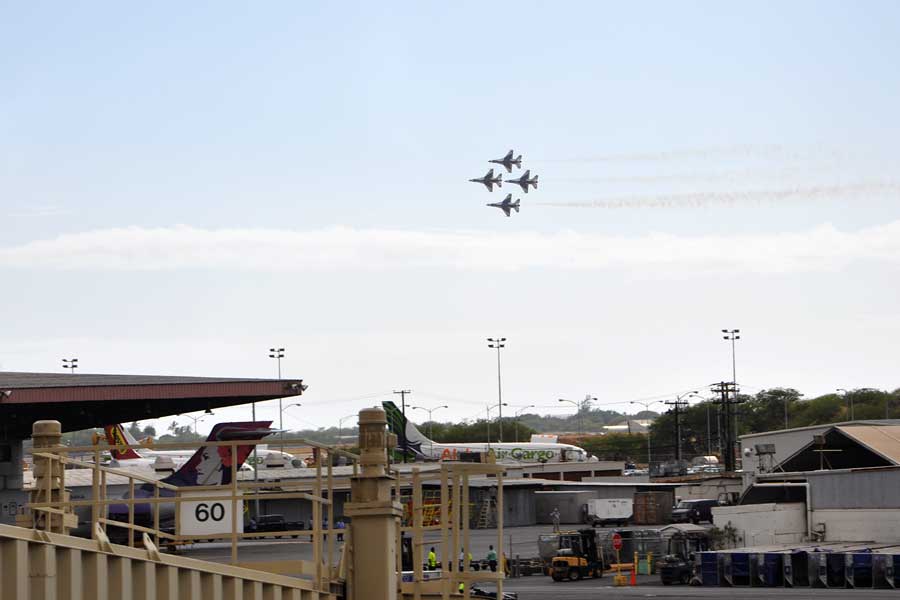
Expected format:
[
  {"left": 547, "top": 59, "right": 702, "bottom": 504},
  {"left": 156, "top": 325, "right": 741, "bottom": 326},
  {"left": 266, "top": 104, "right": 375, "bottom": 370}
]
[{"left": 550, "top": 529, "right": 604, "bottom": 581}]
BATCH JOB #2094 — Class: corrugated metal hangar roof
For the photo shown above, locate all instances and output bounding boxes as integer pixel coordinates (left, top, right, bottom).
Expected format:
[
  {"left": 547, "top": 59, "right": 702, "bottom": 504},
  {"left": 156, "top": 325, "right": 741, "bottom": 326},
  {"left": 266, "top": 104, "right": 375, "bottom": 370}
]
[{"left": 0, "top": 371, "right": 305, "bottom": 438}]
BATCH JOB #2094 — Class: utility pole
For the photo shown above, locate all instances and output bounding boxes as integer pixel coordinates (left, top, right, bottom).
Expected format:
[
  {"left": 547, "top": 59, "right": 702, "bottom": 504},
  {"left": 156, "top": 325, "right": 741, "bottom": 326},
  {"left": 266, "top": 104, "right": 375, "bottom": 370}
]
[
  {"left": 712, "top": 381, "right": 742, "bottom": 471},
  {"left": 664, "top": 392, "right": 698, "bottom": 462},
  {"left": 393, "top": 390, "right": 411, "bottom": 462},
  {"left": 487, "top": 337, "right": 506, "bottom": 441},
  {"left": 664, "top": 398, "right": 687, "bottom": 462}
]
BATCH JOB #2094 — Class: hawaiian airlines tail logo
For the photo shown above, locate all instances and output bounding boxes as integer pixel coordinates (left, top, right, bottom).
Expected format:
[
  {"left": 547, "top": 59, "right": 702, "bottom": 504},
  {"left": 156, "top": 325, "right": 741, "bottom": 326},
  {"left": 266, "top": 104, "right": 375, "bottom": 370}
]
[{"left": 104, "top": 424, "right": 143, "bottom": 460}]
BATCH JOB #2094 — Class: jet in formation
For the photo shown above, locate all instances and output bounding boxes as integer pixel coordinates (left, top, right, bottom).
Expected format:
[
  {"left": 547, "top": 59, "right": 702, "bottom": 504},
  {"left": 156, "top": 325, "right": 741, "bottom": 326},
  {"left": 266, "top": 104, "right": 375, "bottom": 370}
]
[
  {"left": 506, "top": 169, "right": 538, "bottom": 193},
  {"left": 469, "top": 168, "right": 503, "bottom": 192},
  {"left": 487, "top": 193, "right": 520, "bottom": 217},
  {"left": 489, "top": 149, "right": 523, "bottom": 173}
]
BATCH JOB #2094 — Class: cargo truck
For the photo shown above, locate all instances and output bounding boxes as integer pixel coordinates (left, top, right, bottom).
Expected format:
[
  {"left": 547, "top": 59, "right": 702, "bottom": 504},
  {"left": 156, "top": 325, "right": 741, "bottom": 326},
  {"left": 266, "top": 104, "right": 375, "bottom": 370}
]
[{"left": 584, "top": 498, "right": 632, "bottom": 527}]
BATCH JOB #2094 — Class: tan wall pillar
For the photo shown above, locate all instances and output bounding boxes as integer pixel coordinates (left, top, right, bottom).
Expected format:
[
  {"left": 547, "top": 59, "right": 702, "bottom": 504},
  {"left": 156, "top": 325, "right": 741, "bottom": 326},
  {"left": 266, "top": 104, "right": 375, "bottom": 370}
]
[
  {"left": 344, "top": 408, "right": 402, "bottom": 600},
  {"left": 23, "top": 420, "right": 77, "bottom": 533}
]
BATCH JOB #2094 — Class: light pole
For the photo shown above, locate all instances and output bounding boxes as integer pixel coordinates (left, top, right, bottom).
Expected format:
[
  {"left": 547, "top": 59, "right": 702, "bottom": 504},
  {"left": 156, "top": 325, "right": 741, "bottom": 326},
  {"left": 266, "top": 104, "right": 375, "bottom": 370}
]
[
  {"left": 486, "top": 403, "right": 508, "bottom": 446},
  {"left": 269, "top": 347, "right": 285, "bottom": 448},
  {"left": 837, "top": 388, "right": 851, "bottom": 421},
  {"left": 514, "top": 405, "right": 536, "bottom": 443},
  {"left": 62, "top": 358, "right": 78, "bottom": 373},
  {"left": 721, "top": 329, "right": 740, "bottom": 384},
  {"left": 184, "top": 412, "right": 211, "bottom": 435},
  {"left": 412, "top": 405, "right": 447, "bottom": 457},
  {"left": 411, "top": 405, "right": 448, "bottom": 441},
  {"left": 558, "top": 398, "right": 582, "bottom": 436},
  {"left": 487, "top": 337, "right": 506, "bottom": 441},
  {"left": 338, "top": 414, "right": 357, "bottom": 446},
  {"left": 631, "top": 400, "right": 663, "bottom": 468},
  {"left": 279, "top": 402, "right": 302, "bottom": 452},
  {"left": 722, "top": 329, "right": 741, "bottom": 441}
]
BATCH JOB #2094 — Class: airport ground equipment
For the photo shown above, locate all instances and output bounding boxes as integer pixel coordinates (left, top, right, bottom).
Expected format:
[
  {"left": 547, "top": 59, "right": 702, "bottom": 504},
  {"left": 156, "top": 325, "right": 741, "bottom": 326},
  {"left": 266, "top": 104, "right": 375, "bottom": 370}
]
[
  {"left": 658, "top": 528, "right": 709, "bottom": 584},
  {"left": 586, "top": 498, "right": 632, "bottom": 527},
  {"left": 550, "top": 528, "right": 604, "bottom": 581}
]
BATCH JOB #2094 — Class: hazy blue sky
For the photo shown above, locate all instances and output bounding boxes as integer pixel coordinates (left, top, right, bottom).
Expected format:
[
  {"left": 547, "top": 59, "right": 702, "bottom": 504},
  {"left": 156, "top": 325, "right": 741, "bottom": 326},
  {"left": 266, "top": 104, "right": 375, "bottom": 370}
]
[{"left": 2, "top": 2, "right": 899, "bottom": 434}]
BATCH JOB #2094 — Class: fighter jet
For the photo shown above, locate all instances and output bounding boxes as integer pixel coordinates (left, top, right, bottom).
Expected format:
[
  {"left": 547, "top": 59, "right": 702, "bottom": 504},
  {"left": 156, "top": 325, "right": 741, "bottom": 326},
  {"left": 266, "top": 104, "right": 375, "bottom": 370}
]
[
  {"left": 506, "top": 170, "right": 538, "bottom": 193},
  {"left": 469, "top": 168, "right": 503, "bottom": 192},
  {"left": 487, "top": 193, "right": 520, "bottom": 217},
  {"left": 489, "top": 150, "right": 523, "bottom": 173}
]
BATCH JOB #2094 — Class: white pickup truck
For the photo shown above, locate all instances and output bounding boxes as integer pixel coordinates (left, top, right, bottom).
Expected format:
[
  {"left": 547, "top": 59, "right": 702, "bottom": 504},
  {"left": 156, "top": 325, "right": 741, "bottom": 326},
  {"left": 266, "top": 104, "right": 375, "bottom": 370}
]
[{"left": 585, "top": 498, "right": 633, "bottom": 527}]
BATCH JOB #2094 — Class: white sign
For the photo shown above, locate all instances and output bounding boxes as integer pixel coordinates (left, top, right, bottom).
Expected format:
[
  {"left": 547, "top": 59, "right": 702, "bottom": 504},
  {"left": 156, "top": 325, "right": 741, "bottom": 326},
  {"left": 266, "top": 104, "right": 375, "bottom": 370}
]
[{"left": 179, "top": 491, "right": 243, "bottom": 537}]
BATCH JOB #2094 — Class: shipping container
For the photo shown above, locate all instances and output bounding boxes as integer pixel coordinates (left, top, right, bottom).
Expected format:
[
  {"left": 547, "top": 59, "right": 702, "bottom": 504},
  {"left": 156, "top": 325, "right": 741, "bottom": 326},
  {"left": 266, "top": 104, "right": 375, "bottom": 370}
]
[{"left": 632, "top": 491, "right": 674, "bottom": 525}]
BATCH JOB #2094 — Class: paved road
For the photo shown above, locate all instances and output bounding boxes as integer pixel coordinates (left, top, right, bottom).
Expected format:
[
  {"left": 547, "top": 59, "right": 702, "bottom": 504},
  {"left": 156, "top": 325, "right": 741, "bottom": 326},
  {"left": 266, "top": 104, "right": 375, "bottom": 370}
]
[{"left": 501, "top": 579, "right": 900, "bottom": 599}]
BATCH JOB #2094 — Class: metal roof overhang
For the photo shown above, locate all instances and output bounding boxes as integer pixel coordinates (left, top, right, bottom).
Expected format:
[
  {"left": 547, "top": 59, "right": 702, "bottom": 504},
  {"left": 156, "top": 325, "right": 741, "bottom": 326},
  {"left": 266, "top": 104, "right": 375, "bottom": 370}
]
[{"left": 0, "top": 372, "right": 305, "bottom": 438}]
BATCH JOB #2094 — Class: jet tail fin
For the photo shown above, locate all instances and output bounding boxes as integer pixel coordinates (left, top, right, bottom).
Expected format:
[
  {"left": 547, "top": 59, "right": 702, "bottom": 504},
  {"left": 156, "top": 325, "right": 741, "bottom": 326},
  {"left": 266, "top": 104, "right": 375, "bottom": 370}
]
[
  {"left": 382, "top": 401, "right": 431, "bottom": 457},
  {"left": 161, "top": 421, "right": 274, "bottom": 486},
  {"left": 104, "top": 424, "right": 144, "bottom": 460},
  {"left": 513, "top": 200, "right": 520, "bottom": 213}
]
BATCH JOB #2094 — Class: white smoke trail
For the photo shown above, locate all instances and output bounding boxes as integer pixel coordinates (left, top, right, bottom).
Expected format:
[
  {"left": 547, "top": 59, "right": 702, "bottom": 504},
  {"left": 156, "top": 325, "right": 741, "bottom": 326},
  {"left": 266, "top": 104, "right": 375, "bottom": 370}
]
[
  {"left": 532, "top": 144, "right": 870, "bottom": 164},
  {"left": 534, "top": 182, "right": 900, "bottom": 209}
]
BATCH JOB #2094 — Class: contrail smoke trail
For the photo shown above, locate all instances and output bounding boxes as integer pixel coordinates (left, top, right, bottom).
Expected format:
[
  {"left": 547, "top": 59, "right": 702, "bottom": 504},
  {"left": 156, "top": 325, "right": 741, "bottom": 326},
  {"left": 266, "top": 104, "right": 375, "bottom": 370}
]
[
  {"left": 532, "top": 144, "right": 873, "bottom": 164},
  {"left": 535, "top": 182, "right": 900, "bottom": 209}
]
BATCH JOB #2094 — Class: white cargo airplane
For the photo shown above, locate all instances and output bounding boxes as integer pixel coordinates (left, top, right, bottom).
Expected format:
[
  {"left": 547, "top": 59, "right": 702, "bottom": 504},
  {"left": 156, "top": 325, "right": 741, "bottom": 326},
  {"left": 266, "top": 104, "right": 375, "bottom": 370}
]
[
  {"left": 382, "top": 401, "right": 595, "bottom": 463},
  {"left": 104, "top": 423, "right": 304, "bottom": 469}
]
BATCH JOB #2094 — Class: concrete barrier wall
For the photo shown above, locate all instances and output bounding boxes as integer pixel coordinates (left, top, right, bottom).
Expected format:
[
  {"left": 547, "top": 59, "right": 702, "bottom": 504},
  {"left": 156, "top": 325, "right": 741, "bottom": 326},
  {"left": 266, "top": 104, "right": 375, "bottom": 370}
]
[
  {"left": 812, "top": 509, "right": 900, "bottom": 543},
  {"left": 712, "top": 502, "right": 806, "bottom": 548},
  {"left": 0, "top": 524, "right": 334, "bottom": 600}
]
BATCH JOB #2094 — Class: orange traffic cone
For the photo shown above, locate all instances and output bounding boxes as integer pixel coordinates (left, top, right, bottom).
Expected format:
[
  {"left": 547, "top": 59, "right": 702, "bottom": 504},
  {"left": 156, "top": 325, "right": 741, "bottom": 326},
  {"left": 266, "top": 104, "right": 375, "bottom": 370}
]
[{"left": 630, "top": 565, "right": 637, "bottom": 586}]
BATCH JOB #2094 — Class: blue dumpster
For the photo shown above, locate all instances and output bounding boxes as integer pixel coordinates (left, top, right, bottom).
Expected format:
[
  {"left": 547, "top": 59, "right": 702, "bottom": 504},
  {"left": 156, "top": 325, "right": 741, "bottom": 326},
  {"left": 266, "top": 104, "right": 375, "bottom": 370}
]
[
  {"left": 730, "top": 553, "right": 751, "bottom": 586},
  {"left": 785, "top": 551, "right": 809, "bottom": 588},
  {"left": 700, "top": 552, "right": 719, "bottom": 586},
  {"left": 759, "top": 553, "right": 783, "bottom": 587},
  {"left": 846, "top": 552, "right": 873, "bottom": 588},
  {"left": 826, "top": 553, "right": 846, "bottom": 588}
]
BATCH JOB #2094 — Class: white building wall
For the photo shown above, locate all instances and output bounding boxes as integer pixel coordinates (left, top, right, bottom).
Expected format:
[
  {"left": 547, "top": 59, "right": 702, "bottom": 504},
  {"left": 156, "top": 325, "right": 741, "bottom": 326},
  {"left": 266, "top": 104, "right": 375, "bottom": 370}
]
[
  {"left": 712, "top": 502, "right": 807, "bottom": 548},
  {"left": 812, "top": 509, "right": 900, "bottom": 543}
]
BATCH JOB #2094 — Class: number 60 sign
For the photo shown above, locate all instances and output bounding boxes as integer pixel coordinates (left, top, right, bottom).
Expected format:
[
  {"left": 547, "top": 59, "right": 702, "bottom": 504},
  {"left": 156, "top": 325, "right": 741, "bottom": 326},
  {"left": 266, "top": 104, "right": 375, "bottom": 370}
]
[{"left": 179, "top": 491, "right": 243, "bottom": 536}]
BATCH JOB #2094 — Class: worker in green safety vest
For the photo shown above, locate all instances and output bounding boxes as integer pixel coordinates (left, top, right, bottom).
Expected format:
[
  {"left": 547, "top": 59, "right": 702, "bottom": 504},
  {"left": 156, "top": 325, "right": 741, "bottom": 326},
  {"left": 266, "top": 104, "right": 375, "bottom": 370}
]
[{"left": 428, "top": 547, "right": 437, "bottom": 570}]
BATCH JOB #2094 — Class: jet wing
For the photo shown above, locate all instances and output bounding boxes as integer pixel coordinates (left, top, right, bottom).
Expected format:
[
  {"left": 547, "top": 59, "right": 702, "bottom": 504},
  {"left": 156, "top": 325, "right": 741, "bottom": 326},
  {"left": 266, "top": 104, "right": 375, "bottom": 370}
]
[{"left": 501, "top": 205, "right": 512, "bottom": 217}]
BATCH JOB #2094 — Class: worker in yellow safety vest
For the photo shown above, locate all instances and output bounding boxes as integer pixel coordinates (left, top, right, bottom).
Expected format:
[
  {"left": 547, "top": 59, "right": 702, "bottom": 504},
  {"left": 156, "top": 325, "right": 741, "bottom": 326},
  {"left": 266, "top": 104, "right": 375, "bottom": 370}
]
[{"left": 428, "top": 547, "right": 437, "bottom": 570}]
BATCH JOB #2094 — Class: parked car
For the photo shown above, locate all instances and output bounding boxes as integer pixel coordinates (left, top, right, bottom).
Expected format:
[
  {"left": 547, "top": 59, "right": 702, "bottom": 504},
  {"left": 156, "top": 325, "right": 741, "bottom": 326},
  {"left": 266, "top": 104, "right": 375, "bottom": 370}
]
[
  {"left": 248, "top": 514, "right": 305, "bottom": 538},
  {"left": 670, "top": 499, "right": 719, "bottom": 524}
]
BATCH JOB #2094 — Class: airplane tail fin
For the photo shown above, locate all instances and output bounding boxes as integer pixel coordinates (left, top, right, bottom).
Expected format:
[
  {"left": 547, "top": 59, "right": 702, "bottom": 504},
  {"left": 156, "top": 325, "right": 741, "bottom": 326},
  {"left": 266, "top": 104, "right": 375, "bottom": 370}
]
[
  {"left": 515, "top": 154, "right": 522, "bottom": 164},
  {"left": 382, "top": 401, "right": 431, "bottom": 457},
  {"left": 104, "top": 424, "right": 144, "bottom": 460},
  {"left": 513, "top": 200, "right": 520, "bottom": 213},
  {"left": 161, "top": 421, "right": 274, "bottom": 486}
]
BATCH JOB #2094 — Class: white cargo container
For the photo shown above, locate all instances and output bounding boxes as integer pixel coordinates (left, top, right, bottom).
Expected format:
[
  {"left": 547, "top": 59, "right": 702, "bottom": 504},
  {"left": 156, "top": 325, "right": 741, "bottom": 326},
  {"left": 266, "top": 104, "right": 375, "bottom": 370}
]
[{"left": 585, "top": 498, "right": 633, "bottom": 526}]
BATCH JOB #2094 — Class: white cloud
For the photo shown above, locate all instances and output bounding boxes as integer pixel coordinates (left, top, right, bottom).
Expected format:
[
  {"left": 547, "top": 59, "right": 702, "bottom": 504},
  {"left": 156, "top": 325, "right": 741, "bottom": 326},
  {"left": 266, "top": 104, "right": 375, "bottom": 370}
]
[{"left": 1, "top": 222, "right": 899, "bottom": 273}]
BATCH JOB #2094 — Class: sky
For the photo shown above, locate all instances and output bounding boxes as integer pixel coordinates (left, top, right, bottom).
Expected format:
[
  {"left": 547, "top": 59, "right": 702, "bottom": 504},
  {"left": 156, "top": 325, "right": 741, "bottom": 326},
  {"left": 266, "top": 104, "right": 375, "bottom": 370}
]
[{"left": 2, "top": 1, "right": 899, "bottom": 436}]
